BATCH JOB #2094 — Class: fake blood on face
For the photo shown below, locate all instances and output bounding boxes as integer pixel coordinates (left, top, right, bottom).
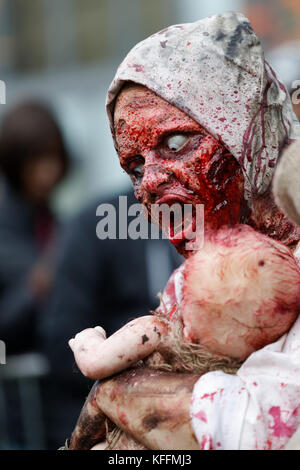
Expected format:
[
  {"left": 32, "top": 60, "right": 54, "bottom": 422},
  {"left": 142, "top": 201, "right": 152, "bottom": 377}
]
[{"left": 114, "top": 84, "right": 246, "bottom": 257}]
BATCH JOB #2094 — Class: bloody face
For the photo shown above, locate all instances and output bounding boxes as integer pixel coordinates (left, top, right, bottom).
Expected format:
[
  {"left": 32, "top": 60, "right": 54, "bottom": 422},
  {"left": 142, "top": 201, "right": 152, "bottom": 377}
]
[{"left": 114, "top": 84, "right": 246, "bottom": 257}]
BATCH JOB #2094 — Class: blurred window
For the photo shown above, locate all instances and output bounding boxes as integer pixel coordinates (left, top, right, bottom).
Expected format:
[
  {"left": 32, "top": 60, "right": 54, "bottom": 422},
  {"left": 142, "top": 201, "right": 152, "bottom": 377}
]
[{"left": 0, "top": 0, "right": 176, "bottom": 74}]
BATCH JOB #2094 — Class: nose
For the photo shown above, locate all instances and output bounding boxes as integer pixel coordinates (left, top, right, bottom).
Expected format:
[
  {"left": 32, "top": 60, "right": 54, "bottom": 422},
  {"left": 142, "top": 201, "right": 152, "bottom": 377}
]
[{"left": 140, "top": 162, "right": 173, "bottom": 197}]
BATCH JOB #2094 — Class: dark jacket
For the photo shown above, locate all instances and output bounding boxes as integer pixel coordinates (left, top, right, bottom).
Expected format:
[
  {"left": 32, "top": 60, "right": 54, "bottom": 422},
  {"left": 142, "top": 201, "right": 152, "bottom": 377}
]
[
  {"left": 0, "top": 184, "right": 55, "bottom": 354},
  {"left": 0, "top": 183, "right": 56, "bottom": 448}
]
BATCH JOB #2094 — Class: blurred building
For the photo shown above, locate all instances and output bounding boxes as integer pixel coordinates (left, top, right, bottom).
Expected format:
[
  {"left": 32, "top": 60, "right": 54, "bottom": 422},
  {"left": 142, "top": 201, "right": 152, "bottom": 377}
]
[
  {"left": 246, "top": 0, "right": 300, "bottom": 50},
  {"left": 0, "top": 0, "right": 255, "bottom": 218},
  {"left": 0, "top": 0, "right": 180, "bottom": 217}
]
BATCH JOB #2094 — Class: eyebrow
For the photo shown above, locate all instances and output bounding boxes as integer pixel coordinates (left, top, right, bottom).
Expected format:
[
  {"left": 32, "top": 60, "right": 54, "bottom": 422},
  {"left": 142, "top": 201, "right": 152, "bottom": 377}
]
[
  {"left": 114, "top": 118, "right": 127, "bottom": 136},
  {"left": 117, "top": 124, "right": 205, "bottom": 162},
  {"left": 116, "top": 118, "right": 203, "bottom": 151}
]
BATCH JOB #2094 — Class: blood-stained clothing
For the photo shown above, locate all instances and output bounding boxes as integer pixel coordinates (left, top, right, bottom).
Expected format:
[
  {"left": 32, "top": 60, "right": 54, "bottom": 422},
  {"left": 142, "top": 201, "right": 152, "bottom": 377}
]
[
  {"left": 189, "top": 242, "right": 300, "bottom": 450},
  {"left": 190, "top": 315, "right": 300, "bottom": 450}
]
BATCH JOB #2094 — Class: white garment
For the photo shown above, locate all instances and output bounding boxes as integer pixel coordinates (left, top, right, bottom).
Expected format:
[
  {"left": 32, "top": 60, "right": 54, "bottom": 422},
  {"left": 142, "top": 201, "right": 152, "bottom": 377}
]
[{"left": 190, "top": 314, "right": 300, "bottom": 450}]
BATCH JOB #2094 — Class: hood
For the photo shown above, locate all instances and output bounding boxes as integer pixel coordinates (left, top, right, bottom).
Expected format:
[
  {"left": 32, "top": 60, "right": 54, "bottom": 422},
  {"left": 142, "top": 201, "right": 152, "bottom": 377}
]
[{"left": 106, "top": 11, "right": 300, "bottom": 208}]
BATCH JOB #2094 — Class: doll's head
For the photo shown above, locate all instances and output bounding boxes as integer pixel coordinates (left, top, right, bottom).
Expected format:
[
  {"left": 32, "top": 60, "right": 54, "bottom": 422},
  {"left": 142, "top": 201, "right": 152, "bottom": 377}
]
[{"left": 178, "top": 225, "right": 300, "bottom": 360}]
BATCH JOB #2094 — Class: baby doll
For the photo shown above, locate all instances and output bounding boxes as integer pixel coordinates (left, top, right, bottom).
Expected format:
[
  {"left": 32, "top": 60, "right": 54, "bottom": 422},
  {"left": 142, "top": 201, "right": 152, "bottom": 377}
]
[
  {"left": 69, "top": 224, "right": 300, "bottom": 381},
  {"left": 66, "top": 224, "right": 300, "bottom": 450}
]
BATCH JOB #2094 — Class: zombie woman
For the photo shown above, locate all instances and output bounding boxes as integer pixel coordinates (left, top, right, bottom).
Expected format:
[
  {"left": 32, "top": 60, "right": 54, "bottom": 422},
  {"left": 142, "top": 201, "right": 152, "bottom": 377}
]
[{"left": 68, "top": 12, "right": 300, "bottom": 450}]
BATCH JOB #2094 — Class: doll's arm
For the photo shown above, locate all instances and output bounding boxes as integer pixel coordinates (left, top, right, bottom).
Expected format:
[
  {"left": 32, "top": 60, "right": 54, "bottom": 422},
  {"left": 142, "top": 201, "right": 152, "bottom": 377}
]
[{"left": 69, "top": 315, "right": 167, "bottom": 380}]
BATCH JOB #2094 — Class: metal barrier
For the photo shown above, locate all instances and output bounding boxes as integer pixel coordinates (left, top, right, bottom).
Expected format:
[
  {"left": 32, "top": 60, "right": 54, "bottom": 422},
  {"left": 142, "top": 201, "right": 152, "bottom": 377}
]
[{"left": 0, "top": 353, "right": 49, "bottom": 449}]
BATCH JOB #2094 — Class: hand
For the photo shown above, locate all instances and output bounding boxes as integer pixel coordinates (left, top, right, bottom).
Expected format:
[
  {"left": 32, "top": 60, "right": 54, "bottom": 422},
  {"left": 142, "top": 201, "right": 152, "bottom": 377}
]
[
  {"left": 28, "top": 262, "right": 53, "bottom": 300},
  {"left": 68, "top": 326, "right": 107, "bottom": 377}
]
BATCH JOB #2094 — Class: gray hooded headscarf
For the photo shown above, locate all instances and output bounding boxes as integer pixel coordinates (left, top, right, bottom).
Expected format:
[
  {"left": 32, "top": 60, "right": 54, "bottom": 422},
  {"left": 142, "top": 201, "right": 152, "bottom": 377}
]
[{"left": 106, "top": 11, "right": 300, "bottom": 208}]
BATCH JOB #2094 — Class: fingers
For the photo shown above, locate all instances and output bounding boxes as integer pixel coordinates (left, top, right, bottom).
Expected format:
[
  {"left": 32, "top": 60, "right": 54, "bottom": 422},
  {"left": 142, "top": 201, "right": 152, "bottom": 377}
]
[
  {"left": 90, "top": 441, "right": 107, "bottom": 450},
  {"left": 94, "top": 326, "right": 107, "bottom": 338},
  {"left": 68, "top": 326, "right": 107, "bottom": 352}
]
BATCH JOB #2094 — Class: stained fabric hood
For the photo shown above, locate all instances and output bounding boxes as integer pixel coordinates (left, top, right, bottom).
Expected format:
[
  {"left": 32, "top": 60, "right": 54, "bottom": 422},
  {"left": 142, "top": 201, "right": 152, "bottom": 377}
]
[{"left": 106, "top": 11, "right": 300, "bottom": 208}]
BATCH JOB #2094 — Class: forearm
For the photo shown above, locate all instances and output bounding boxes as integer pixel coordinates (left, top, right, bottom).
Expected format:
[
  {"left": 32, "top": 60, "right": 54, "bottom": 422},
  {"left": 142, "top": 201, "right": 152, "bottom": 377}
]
[{"left": 97, "top": 367, "right": 200, "bottom": 450}]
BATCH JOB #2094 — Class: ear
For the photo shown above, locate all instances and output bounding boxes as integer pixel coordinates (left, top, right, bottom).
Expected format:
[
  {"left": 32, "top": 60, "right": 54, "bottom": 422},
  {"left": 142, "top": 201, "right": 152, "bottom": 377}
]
[{"left": 273, "top": 139, "right": 300, "bottom": 226}]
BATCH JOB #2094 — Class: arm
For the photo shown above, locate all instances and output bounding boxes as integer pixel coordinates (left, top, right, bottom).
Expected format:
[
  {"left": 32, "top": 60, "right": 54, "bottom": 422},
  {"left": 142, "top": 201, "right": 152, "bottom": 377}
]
[
  {"left": 69, "top": 381, "right": 108, "bottom": 450},
  {"left": 69, "top": 316, "right": 167, "bottom": 380},
  {"left": 78, "top": 316, "right": 300, "bottom": 451},
  {"left": 95, "top": 367, "right": 200, "bottom": 450}
]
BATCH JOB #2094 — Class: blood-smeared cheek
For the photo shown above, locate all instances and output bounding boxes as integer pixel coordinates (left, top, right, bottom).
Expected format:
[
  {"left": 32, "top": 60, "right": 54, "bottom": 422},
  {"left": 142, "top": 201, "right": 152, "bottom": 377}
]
[
  {"left": 179, "top": 135, "right": 245, "bottom": 229},
  {"left": 117, "top": 117, "right": 158, "bottom": 160}
]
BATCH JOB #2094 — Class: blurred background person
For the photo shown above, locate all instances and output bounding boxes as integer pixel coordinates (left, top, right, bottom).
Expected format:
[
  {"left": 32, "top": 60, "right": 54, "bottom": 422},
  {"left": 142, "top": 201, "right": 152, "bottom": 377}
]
[
  {"left": 0, "top": 101, "right": 69, "bottom": 352},
  {"left": 0, "top": 101, "right": 69, "bottom": 449}
]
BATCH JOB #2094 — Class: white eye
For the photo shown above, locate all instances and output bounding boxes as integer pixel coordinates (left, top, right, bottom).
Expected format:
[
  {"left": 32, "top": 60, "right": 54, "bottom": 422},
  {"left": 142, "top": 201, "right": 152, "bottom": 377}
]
[
  {"left": 166, "top": 134, "right": 188, "bottom": 151},
  {"left": 133, "top": 163, "right": 144, "bottom": 178}
]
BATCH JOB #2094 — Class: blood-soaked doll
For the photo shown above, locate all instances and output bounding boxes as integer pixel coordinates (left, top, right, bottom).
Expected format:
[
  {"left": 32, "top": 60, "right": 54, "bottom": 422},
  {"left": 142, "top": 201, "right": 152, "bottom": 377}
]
[{"left": 68, "top": 224, "right": 300, "bottom": 449}]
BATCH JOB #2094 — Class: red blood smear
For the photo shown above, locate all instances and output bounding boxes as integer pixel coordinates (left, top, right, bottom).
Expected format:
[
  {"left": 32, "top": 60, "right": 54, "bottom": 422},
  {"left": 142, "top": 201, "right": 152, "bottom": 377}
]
[
  {"left": 263, "top": 439, "right": 273, "bottom": 450},
  {"left": 268, "top": 406, "right": 295, "bottom": 438},
  {"left": 201, "top": 391, "right": 217, "bottom": 402},
  {"left": 194, "top": 410, "right": 207, "bottom": 423},
  {"left": 118, "top": 411, "right": 129, "bottom": 427},
  {"left": 132, "top": 64, "right": 144, "bottom": 73},
  {"left": 201, "top": 434, "right": 213, "bottom": 450},
  {"left": 168, "top": 304, "right": 177, "bottom": 321},
  {"left": 164, "top": 275, "right": 176, "bottom": 305}
]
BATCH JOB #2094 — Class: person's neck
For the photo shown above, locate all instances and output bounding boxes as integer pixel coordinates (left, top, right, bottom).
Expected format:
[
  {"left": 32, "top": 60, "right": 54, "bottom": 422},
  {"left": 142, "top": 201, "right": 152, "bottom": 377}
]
[{"left": 248, "top": 193, "right": 300, "bottom": 250}]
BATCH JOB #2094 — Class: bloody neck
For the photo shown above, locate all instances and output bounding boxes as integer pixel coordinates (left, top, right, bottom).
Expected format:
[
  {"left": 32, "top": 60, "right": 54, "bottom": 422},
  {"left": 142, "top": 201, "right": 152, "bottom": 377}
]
[{"left": 247, "top": 193, "right": 300, "bottom": 250}]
